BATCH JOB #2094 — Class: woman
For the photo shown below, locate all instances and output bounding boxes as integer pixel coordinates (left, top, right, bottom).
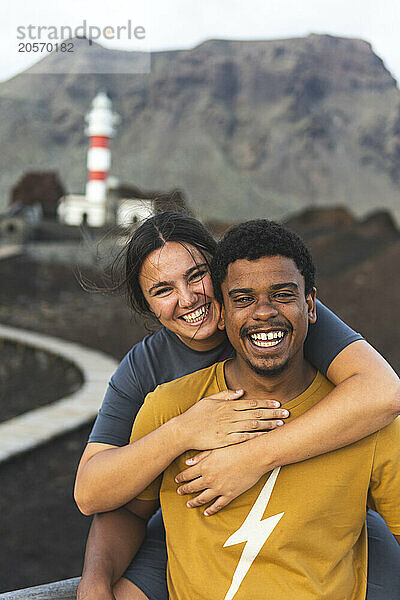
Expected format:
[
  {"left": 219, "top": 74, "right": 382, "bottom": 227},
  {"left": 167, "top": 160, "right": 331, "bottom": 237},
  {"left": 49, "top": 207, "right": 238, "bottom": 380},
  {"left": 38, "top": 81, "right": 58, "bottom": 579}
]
[{"left": 75, "top": 212, "right": 400, "bottom": 600}]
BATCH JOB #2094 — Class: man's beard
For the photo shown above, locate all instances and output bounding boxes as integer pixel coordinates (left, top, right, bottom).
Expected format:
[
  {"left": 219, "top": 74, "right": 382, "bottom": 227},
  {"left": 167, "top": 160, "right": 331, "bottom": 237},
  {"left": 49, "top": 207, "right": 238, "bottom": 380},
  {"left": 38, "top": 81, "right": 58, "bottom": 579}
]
[
  {"left": 239, "top": 320, "right": 292, "bottom": 377},
  {"left": 243, "top": 354, "right": 291, "bottom": 377}
]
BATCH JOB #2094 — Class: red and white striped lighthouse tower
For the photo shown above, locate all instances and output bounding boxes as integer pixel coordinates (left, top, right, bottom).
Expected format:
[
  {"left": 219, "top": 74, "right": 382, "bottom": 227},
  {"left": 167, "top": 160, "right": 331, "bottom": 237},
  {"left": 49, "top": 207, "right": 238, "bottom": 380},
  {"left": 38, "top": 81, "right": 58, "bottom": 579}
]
[{"left": 85, "top": 92, "right": 119, "bottom": 226}]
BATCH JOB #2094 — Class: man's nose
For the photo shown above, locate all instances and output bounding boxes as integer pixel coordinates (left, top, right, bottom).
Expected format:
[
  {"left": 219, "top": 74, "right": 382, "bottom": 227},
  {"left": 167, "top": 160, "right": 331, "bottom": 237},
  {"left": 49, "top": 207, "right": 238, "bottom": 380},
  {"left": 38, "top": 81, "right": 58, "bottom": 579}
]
[
  {"left": 252, "top": 299, "right": 279, "bottom": 320},
  {"left": 177, "top": 286, "right": 198, "bottom": 308}
]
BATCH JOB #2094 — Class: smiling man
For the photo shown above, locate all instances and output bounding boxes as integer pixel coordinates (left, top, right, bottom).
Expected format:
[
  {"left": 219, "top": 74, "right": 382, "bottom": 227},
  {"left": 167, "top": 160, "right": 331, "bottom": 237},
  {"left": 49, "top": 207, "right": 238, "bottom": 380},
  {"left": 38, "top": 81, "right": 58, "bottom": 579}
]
[{"left": 127, "top": 220, "right": 400, "bottom": 600}]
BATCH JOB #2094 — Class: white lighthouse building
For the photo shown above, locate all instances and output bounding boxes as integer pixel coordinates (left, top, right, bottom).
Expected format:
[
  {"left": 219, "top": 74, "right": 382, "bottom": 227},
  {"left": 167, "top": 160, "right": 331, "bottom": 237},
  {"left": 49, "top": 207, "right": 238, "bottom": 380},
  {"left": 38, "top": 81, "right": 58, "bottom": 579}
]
[
  {"left": 58, "top": 92, "right": 164, "bottom": 229},
  {"left": 57, "top": 92, "right": 121, "bottom": 227},
  {"left": 84, "top": 92, "right": 119, "bottom": 225}
]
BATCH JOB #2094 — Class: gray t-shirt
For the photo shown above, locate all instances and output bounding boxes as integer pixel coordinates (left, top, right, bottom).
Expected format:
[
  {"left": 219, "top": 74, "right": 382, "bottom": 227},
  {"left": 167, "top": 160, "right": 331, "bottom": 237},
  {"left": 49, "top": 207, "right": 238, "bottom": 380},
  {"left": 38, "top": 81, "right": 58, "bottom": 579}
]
[{"left": 88, "top": 300, "right": 362, "bottom": 446}]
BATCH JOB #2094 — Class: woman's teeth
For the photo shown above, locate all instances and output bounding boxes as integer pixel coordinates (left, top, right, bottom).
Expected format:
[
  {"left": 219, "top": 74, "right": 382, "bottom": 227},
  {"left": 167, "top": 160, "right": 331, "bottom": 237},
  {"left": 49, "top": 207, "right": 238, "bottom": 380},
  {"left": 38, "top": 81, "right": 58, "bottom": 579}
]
[
  {"left": 181, "top": 304, "right": 210, "bottom": 324},
  {"left": 249, "top": 330, "right": 285, "bottom": 347}
]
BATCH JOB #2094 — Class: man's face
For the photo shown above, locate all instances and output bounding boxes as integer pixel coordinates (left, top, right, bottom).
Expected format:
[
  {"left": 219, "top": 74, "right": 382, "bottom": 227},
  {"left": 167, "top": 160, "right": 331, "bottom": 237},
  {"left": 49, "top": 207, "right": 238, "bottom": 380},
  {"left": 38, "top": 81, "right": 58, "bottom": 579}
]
[{"left": 219, "top": 255, "right": 316, "bottom": 376}]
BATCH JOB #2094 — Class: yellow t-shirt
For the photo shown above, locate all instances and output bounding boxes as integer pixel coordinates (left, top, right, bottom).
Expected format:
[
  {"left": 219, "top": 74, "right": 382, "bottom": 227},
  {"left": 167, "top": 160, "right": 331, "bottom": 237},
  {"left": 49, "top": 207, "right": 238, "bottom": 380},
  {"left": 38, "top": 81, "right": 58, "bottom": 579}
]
[{"left": 131, "top": 361, "right": 400, "bottom": 600}]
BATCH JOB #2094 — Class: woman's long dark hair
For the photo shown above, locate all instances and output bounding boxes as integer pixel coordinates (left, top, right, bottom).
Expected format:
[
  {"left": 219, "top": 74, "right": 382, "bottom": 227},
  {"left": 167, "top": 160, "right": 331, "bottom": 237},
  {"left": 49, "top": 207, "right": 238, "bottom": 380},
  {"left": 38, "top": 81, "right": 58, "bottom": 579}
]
[{"left": 109, "top": 212, "right": 217, "bottom": 316}]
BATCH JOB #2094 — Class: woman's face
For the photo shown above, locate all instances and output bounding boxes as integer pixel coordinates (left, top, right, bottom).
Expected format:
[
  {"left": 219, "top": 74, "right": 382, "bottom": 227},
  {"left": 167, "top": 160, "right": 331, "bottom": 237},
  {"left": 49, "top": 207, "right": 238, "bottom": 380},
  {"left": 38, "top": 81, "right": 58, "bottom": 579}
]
[{"left": 139, "top": 241, "right": 225, "bottom": 351}]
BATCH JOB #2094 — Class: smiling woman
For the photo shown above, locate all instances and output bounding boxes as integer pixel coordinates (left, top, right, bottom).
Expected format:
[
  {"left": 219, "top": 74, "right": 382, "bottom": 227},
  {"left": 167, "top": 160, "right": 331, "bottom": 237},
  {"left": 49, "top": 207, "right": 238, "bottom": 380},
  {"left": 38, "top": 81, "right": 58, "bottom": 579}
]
[
  {"left": 139, "top": 241, "right": 224, "bottom": 351},
  {"left": 73, "top": 212, "right": 400, "bottom": 600}
]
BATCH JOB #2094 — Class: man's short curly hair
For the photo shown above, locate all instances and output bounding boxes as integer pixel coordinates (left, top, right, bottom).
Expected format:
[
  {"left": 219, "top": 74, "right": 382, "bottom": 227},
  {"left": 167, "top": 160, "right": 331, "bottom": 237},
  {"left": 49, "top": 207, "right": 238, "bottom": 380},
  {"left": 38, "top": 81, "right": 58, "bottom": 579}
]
[{"left": 211, "top": 219, "right": 316, "bottom": 303}]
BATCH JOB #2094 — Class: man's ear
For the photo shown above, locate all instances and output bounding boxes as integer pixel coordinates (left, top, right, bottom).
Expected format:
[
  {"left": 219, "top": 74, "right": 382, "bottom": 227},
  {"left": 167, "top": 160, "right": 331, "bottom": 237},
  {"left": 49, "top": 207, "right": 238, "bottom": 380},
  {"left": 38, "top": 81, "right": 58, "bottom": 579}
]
[
  {"left": 306, "top": 287, "right": 317, "bottom": 324},
  {"left": 218, "top": 304, "right": 226, "bottom": 331}
]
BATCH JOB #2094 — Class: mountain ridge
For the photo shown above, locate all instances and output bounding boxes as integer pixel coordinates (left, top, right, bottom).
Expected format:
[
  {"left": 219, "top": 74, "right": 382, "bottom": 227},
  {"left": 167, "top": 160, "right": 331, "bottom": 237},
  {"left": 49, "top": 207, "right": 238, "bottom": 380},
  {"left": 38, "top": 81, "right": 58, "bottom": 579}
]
[{"left": 1, "top": 34, "right": 400, "bottom": 221}]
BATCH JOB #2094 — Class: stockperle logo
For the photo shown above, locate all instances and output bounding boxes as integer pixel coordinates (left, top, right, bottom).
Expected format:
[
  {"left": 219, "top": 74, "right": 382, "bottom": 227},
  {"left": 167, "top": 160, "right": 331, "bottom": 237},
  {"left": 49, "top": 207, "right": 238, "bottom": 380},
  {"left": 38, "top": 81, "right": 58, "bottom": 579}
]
[{"left": 15, "top": 20, "right": 150, "bottom": 75}]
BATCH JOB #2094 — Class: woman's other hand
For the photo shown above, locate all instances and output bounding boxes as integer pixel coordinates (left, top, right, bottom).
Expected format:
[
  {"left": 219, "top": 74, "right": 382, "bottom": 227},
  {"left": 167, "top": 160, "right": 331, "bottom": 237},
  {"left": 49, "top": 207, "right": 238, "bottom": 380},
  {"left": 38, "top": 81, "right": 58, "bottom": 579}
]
[
  {"left": 176, "top": 389, "right": 289, "bottom": 450},
  {"left": 174, "top": 443, "right": 268, "bottom": 515}
]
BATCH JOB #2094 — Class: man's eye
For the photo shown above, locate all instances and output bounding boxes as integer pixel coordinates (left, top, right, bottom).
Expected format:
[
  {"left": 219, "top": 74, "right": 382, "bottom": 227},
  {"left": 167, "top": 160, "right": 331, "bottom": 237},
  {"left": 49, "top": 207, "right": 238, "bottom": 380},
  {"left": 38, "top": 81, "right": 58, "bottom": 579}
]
[
  {"left": 274, "top": 292, "right": 294, "bottom": 300},
  {"left": 233, "top": 296, "right": 253, "bottom": 304}
]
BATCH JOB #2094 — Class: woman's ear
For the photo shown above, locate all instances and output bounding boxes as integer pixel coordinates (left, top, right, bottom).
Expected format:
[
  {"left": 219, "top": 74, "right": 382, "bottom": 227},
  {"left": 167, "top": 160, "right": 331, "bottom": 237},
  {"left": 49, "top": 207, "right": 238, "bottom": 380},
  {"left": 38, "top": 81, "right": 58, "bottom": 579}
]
[{"left": 218, "top": 304, "right": 226, "bottom": 331}]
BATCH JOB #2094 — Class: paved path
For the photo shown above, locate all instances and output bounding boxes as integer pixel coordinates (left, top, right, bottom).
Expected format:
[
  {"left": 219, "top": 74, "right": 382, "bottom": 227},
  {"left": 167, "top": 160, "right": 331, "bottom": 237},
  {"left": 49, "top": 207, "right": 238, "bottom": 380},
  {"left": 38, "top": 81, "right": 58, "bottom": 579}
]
[
  {"left": 0, "top": 324, "right": 117, "bottom": 463},
  {"left": 0, "top": 244, "right": 23, "bottom": 260}
]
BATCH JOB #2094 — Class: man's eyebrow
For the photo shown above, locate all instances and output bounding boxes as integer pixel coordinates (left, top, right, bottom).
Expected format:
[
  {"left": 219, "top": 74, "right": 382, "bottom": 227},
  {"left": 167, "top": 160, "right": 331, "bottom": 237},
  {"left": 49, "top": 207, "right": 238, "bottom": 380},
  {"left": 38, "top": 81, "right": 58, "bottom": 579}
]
[
  {"left": 270, "top": 282, "right": 299, "bottom": 291},
  {"left": 148, "top": 263, "right": 208, "bottom": 294},
  {"left": 227, "top": 282, "right": 299, "bottom": 297},
  {"left": 228, "top": 288, "right": 254, "bottom": 297}
]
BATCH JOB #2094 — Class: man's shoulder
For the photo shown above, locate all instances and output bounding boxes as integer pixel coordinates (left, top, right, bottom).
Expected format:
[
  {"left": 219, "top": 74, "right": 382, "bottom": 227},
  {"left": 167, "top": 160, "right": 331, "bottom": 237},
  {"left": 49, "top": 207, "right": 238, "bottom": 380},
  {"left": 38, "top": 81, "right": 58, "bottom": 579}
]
[
  {"left": 147, "top": 361, "right": 224, "bottom": 413},
  {"left": 375, "top": 415, "right": 400, "bottom": 444},
  {"left": 290, "top": 370, "right": 334, "bottom": 412},
  {"left": 313, "top": 370, "right": 334, "bottom": 395},
  {"left": 153, "top": 361, "right": 223, "bottom": 395}
]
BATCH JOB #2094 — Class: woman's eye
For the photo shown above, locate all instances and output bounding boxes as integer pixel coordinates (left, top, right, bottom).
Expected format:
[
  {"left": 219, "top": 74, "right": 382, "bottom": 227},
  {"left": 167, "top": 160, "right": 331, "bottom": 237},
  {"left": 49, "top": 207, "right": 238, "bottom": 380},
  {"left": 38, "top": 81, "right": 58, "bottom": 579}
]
[
  {"left": 189, "top": 270, "right": 207, "bottom": 282},
  {"left": 153, "top": 288, "right": 172, "bottom": 297}
]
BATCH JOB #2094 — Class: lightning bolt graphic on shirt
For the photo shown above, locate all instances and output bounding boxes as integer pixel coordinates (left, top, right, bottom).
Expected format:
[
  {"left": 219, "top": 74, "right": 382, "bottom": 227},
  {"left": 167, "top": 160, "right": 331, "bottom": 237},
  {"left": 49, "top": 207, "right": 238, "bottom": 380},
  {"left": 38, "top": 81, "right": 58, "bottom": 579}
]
[{"left": 223, "top": 466, "right": 284, "bottom": 600}]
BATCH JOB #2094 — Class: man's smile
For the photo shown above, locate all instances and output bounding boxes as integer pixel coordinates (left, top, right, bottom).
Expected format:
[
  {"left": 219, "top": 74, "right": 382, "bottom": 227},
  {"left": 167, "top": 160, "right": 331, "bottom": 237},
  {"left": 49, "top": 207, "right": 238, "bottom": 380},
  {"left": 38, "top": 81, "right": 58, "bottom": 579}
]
[
  {"left": 248, "top": 330, "right": 286, "bottom": 348},
  {"left": 239, "top": 321, "right": 292, "bottom": 355}
]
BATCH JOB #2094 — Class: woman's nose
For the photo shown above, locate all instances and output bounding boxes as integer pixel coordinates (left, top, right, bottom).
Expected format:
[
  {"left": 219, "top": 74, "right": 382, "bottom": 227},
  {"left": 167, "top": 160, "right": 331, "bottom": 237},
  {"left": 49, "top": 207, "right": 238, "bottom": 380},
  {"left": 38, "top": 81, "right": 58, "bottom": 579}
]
[{"left": 178, "top": 287, "right": 198, "bottom": 308}]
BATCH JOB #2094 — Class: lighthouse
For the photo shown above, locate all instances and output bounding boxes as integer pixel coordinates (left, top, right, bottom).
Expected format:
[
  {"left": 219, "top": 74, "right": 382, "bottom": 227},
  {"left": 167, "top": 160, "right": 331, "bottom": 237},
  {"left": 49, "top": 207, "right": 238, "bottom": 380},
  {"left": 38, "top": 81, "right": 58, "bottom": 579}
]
[
  {"left": 84, "top": 92, "right": 119, "bottom": 226},
  {"left": 58, "top": 90, "right": 168, "bottom": 229}
]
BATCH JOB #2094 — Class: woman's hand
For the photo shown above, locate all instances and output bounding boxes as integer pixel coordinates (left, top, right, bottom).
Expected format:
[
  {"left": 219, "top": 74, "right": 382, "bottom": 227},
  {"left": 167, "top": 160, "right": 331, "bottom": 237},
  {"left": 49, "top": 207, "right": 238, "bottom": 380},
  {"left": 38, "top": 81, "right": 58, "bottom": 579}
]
[
  {"left": 176, "top": 389, "right": 289, "bottom": 451},
  {"left": 174, "top": 443, "right": 269, "bottom": 515}
]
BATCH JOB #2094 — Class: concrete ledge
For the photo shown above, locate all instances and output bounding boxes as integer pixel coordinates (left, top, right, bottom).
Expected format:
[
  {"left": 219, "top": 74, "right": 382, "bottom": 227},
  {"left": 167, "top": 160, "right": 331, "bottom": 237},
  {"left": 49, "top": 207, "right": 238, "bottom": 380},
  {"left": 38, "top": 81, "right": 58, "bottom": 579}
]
[
  {"left": 0, "top": 577, "right": 80, "bottom": 599},
  {"left": 0, "top": 324, "right": 118, "bottom": 463},
  {"left": 0, "top": 244, "right": 23, "bottom": 260}
]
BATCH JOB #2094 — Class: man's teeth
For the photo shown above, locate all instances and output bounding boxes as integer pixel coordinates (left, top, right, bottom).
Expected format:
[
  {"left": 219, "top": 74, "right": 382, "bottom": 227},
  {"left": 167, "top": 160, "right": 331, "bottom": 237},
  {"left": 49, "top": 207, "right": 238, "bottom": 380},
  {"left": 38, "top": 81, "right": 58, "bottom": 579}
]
[
  {"left": 249, "top": 331, "right": 285, "bottom": 347},
  {"left": 181, "top": 304, "right": 209, "bottom": 323}
]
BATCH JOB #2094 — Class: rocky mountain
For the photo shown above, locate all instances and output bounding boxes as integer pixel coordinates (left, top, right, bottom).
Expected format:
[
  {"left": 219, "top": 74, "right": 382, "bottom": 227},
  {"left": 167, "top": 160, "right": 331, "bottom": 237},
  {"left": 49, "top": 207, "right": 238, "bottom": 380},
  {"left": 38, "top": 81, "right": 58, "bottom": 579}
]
[
  {"left": 285, "top": 207, "right": 400, "bottom": 370},
  {"left": 1, "top": 34, "right": 400, "bottom": 221}
]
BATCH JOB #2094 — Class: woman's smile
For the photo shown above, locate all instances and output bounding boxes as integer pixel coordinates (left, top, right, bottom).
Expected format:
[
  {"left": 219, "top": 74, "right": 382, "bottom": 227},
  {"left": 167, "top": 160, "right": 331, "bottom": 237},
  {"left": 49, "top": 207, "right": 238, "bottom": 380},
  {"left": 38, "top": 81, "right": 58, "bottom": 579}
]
[{"left": 179, "top": 302, "right": 211, "bottom": 325}]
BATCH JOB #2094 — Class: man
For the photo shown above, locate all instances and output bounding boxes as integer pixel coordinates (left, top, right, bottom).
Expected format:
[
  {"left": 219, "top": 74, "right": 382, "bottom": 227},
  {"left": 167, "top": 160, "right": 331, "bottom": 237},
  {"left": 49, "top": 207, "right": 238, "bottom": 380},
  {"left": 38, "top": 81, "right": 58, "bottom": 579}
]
[{"left": 126, "top": 220, "right": 400, "bottom": 599}]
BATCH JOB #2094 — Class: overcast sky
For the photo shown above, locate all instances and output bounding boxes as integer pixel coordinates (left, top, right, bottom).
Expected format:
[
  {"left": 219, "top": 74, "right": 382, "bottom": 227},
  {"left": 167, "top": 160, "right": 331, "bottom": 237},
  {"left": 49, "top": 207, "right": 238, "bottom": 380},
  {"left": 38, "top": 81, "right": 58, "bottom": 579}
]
[{"left": 2, "top": 0, "right": 400, "bottom": 83}]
